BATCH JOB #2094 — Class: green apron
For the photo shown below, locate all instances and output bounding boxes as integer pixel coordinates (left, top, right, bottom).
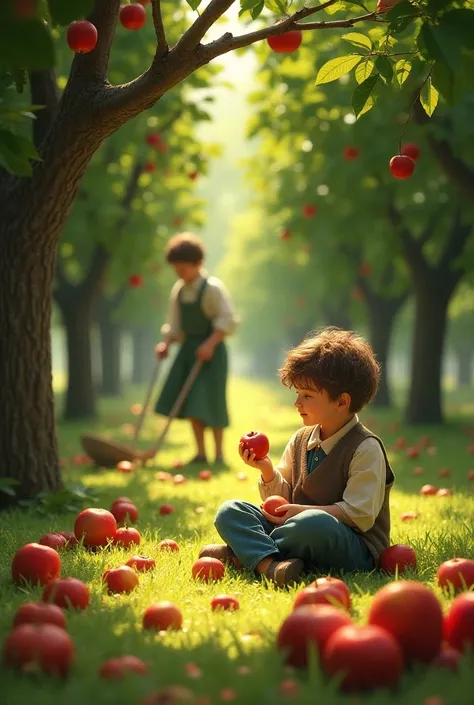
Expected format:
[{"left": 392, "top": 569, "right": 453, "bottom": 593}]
[{"left": 155, "top": 278, "right": 229, "bottom": 428}]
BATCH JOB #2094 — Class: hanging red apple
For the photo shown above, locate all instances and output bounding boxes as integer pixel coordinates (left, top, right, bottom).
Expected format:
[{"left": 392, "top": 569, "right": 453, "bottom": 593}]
[
  {"left": 267, "top": 31, "right": 303, "bottom": 54},
  {"left": 67, "top": 21, "right": 98, "bottom": 54},
  {"left": 119, "top": 3, "right": 147, "bottom": 30},
  {"left": 389, "top": 155, "right": 415, "bottom": 179},
  {"left": 401, "top": 143, "right": 420, "bottom": 162},
  {"left": 343, "top": 146, "right": 359, "bottom": 160},
  {"left": 128, "top": 274, "right": 143, "bottom": 288},
  {"left": 302, "top": 203, "right": 317, "bottom": 218}
]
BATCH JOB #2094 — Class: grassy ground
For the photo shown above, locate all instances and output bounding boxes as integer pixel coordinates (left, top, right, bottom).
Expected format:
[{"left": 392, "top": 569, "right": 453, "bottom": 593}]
[{"left": 1, "top": 377, "right": 474, "bottom": 705}]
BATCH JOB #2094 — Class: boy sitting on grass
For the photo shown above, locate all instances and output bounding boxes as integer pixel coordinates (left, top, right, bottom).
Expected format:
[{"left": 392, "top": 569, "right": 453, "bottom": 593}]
[{"left": 199, "top": 327, "right": 395, "bottom": 586}]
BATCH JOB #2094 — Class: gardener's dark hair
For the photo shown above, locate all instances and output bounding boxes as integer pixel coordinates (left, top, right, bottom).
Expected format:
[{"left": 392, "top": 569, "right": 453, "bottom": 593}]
[
  {"left": 279, "top": 327, "right": 380, "bottom": 413},
  {"left": 165, "top": 232, "right": 205, "bottom": 264}
]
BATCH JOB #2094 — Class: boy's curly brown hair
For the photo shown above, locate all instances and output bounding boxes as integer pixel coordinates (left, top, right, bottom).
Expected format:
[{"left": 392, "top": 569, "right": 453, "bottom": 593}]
[
  {"left": 279, "top": 327, "right": 380, "bottom": 413},
  {"left": 165, "top": 232, "right": 205, "bottom": 264}
]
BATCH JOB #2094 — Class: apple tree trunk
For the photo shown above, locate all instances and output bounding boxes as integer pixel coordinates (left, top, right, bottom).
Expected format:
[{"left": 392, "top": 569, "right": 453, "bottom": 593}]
[{"left": 99, "top": 308, "right": 122, "bottom": 397}]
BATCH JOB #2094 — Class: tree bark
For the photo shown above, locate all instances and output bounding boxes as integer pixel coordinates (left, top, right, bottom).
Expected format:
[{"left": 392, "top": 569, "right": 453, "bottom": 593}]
[
  {"left": 60, "top": 298, "right": 96, "bottom": 419},
  {"left": 99, "top": 306, "right": 122, "bottom": 397},
  {"left": 0, "top": 235, "right": 61, "bottom": 503},
  {"left": 406, "top": 284, "right": 451, "bottom": 424},
  {"left": 367, "top": 295, "right": 405, "bottom": 408},
  {"left": 455, "top": 343, "right": 472, "bottom": 387},
  {"left": 131, "top": 326, "right": 157, "bottom": 385}
]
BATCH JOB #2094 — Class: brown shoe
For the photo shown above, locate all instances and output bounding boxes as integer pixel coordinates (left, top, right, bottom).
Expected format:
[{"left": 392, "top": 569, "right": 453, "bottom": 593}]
[
  {"left": 264, "top": 558, "right": 304, "bottom": 587},
  {"left": 199, "top": 543, "right": 242, "bottom": 569}
]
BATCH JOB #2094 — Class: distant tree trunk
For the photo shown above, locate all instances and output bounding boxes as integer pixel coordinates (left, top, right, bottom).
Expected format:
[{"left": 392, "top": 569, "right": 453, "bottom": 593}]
[
  {"left": 250, "top": 340, "right": 282, "bottom": 378},
  {"left": 325, "top": 300, "right": 351, "bottom": 330},
  {"left": 131, "top": 326, "right": 157, "bottom": 384},
  {"left": 455, "top": 343, "right": 472, "bottom": 387},
  {"left": 365, "top": 294, "right": 407, "bottom": 408},
  {"left": 98, "top": 297, "right": 123, "bottom": 397},
  {"left": 60, "top": 298, "right": 96, "bottom": 419}
]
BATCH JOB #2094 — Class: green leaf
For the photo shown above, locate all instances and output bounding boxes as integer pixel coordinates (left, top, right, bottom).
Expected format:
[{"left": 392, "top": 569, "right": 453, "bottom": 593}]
[
  {"left": 265, "top": 0, "right": 290, "bottom": 12},
  {"left": 0, "top": 19, "right": 55, "bottom": 70},
  {"left": 47, "top": 0, "right": 95, "bottom": 26},
  {"left": 352, "top": 73, "right": 380, "bottom": 118},
  {"left": 341, "top": 32, "right": 372, "bottom": 52},
  {"left": 387, "top": 1, "right": 420, "bottom": 34},
  {"left": 418, "top": 23, "right": 461, "bottom": 73},
  {"left": 420, "top": 76, "right": 439, "bottom": 117},
  {"left": 315, "top": 55, "right": 362, "bottom": 85},
  {"left": 431, "top": 60, "right": 453, "bottom": 105},
  {"left": 0, "top": 129, "right": 35, "bottom": 175},
  {"left": 320, "top": 1, "right": 346, "bottom": 15},
  {"left": 441, "top": 10, "right": 474, "bottom": 51},
  {"left": 250, "top": 0, "right": 264, "bottom": 19},
  {"left": 394, "top": 59, "right": 411, "bottom": 86},
  {"left": 239, "top": 0, "right": 263, "bottom": 13},
  {"left": 375, "top": 55, "right": 393, "bottom": 84},
  {"left": 355, "top": 59, "right": 374, "bottom": 84},
  {"left": 0, "top": 486, "right": 16, "bottom": 497},
  {"left": 186, "top": 0, "right": 203, "bottom": 10}
]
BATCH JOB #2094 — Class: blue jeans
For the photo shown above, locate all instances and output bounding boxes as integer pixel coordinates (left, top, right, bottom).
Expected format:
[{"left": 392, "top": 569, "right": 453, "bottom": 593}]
[{"left": 214, "top": 500, "right": 375, "bottom": 573}]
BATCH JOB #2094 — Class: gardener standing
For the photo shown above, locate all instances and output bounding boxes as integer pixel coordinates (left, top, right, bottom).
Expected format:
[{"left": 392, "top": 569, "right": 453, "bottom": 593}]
[{"left": 155, "top": 232, "right": 238, "bottom": 466}]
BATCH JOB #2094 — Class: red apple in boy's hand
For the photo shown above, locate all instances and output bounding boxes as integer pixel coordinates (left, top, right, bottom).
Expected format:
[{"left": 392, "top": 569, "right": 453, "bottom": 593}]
[
  {"left": 262, "top": 495, "right": 289, "bottom": 516},
  {"left": 277, "top": 605, "right": 352, "bottom": 668},
  {"left": 240, "top": 430, "right": 270, "bottom": 460},
  {"left": 380, "top": 544, "right": 417, "bottom": 575},
  {"left": 436, "top": 558, "right": 474, "bottom": 592},
  {"left": 143, "top": 602, "right": 183, "bottom": 631}
]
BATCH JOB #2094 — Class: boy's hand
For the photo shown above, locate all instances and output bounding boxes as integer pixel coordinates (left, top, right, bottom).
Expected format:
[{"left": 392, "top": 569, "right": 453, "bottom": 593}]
[
  {"left": 238, "top": 443, "right": 274, "bottom": 478},
  {"left": 155, "top": 342, "right": 169, "bottom": 360},
  {"left": 260, "top": 504, "right": 305, "bottom": 525},
  {"left": 196, "top": 341, "right": 214, "bottom": 361}
]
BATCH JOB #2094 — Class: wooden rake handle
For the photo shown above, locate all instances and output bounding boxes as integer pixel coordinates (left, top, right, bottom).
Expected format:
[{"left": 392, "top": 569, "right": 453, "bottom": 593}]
[
  {"left": 145, "top": 359, "right": 203, "bottom": 462},
  {"left": 132, "top": 358, "right": 162, "bottom": 449}
]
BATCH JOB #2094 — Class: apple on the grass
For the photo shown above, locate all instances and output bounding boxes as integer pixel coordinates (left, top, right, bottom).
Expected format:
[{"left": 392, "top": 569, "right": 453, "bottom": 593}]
[
  {"left": 103, "top": 566, "right": 139, "bottom": 594},
  {"left": 322, "top": 624, "right": 404, "bottom": 692},
  {"left": 380, "top": 544, "right": 417, "bottom": 575},
  {"left": 368, "top": 581, "right": 443, "bottom": 663},
  {"left": 158, "top": 539, "right": 180, "bottom": 552},
  {"left": 412, "top": 466, "right": 423, "bottom": 476},
  {"left": 126, "top": 555, "right": 156, "bottom": 572},
  {"left": 199, "top": 469, "right": 212, "bottom": 481},
  {"left": 74, "top": 508, "right": 117, "bottom": 547},
  {"left": 192, "top": 557, "right": 225, "bottom": 582},
  {"left": 42, "top": 577, "right": 90, "bottom": 610},
  {"left": 13, "top": 602, "right": 66, "bottom": 630},
  {"left": 143, "top": 602, "right": 183, "bottom": 631},
  {"left": 39, "top": 533, "right": 68, "bottom": 551},
  {"left": 173, "top": 474, "right": 187, "bottom": 485},
  {"left": 467, "top": 470, "right": 474, "bottom": 481},
  {"left": 261, "top": 495, "right": 289, "bottom": 516},
  {"left": 211, "top": 595, "right": 240, "bottom": 612},
  {"left": 277, "top": 604, "right": 352, "bottom": 668},
  {"left": 111, "top": 502, "right": 139, "bottom": 525},
  {"left": 159, "top": 504, "right": 175, "bottom": 516},
  {"left": 3, "top": 623, "right": 75, "bottom": 677},
  {"left": 114, "top": 527, "right": 141, "bottom": 548},
  {"left": 433, "top": 643, "right": 461, "bottom": 671},
  {"left": 58, "top": 531, "right": 78, "bottom": 548},
  {"left": 311, "top": 577, "right": 351, "bottom": 609},
  {"left": 99, "top": 655, "right": 148, "bottom": 679},
  {"left": 401, "top": 511, "right": 419, "bottom": 521},
  {"left": 11, "top": 543, "right": 61, "bottom": 586},
  {"left": 438, "top": 467, "right": 451, "bottom": 478},
  {"left": 420, "top": 484, "right": 438, "bottom": 496},
  {"left": 240, "top": 430, "right": 270, "bottom": 460},
  {"left": 436, "top": 488, "right": 453, "bottom": 497},
  {"left": 437, "top": 557, "right": 474, "bottom": 592},
  {"left": 293, "top": 584, "right": 350, "bottom": 611},
  {"left": 405, "top": 447, "right": 419, "bottom": 459},
  {"left": 443, "top": 592, "right": 474, "bottom": 653},
  {"left": 116, "top": 460, "right": 134, "bottom": 473}
]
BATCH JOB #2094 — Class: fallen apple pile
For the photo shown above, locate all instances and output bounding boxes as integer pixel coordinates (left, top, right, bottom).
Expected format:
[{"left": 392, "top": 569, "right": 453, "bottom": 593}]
[{"left": 4, "top": 484, "right": 474, "bottom": 691}]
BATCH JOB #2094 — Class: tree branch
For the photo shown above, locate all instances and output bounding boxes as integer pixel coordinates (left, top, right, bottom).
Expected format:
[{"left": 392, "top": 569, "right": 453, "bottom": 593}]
[
  {"left": 69, "top": 0, "right": 120, "bottom": 81},
  {"left": 28, "top": 70, "right": 59, "bottom": 149},
  {"left": 151, "top": 0, "right": 169, "bottom": 53},
  {"left": 201, "top": 10, "right": 378, "bottom": 59},
  {"left": 175, "top": 0, "right": 236, "bottom": 54},
  {"left": 419, "top": 205, "right": 443, "bottom": 248},
  {"left": 413, "top": 98, "right": 474, "bottom": 204}
]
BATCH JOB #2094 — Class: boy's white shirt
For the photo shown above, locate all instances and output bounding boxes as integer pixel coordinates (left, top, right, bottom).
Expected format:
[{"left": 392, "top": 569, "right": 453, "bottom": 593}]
[
  {"left": 258, "top": 414, "right": 386, "bottom": 533},
  {"left": 161, "top": 269, "right": 239, "bottom": 341}
]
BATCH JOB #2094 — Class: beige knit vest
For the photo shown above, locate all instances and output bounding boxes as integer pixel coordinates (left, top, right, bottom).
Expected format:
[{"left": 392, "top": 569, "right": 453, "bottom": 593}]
[{"left": 292, "top": 423, "right": 394, "bottom": 564}]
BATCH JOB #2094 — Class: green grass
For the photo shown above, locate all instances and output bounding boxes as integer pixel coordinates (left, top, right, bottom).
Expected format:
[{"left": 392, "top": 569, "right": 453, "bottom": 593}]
[{"left": 1, "top": 378, "right": 474, "bottom": 705}]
